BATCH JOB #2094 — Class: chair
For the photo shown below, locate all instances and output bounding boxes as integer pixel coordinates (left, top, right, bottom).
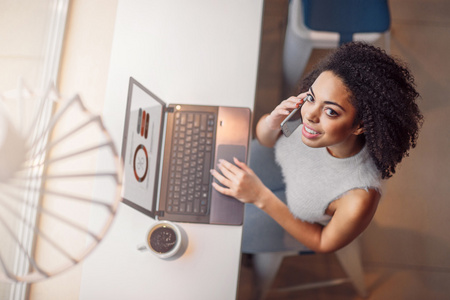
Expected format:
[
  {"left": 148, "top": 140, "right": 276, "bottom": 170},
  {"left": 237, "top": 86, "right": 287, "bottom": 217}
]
[
  {"left": 283, "top": 0, "right": 391, "bottom": 95},
  {"left": 244, "top": 140, "right": 368, "bottom": 298}
]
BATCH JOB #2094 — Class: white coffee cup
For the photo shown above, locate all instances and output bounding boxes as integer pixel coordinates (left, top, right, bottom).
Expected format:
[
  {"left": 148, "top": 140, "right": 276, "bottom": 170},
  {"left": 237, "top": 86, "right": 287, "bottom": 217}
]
[{"left": 137, "top": 221, "right": 182, "bottom": 259}]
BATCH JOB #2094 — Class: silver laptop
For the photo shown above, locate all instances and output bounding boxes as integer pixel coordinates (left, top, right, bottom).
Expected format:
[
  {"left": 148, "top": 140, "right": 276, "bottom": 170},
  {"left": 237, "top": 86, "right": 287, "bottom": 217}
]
[{"left": 121, "top": 77, "right": 251, "bottom": 225}]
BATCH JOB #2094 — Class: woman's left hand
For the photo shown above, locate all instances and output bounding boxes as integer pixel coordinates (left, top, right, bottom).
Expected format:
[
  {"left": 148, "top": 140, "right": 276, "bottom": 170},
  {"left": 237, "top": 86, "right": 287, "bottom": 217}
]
[{"left": 210, "top": 158, "right": 267, "bottom": 205}]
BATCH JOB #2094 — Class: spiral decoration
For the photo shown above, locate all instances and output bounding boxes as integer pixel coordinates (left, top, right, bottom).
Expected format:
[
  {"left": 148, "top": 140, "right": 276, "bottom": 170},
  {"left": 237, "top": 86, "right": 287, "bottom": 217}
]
[{"left": 0, "top": 82, "right": 122, "bottom": 282}]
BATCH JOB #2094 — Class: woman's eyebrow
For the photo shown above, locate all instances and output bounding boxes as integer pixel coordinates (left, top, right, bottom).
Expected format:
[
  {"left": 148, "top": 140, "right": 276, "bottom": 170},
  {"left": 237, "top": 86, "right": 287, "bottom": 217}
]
[
  {"left": 309, "top": 87, "right": 346, "bottom": 111},
  {"left": 325, "top": 101, "right": 346, "bottom": 112}
]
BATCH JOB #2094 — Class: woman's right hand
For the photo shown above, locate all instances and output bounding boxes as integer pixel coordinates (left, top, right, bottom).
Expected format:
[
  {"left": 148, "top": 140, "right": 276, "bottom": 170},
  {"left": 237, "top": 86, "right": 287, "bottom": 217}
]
[
  {"left": 265, "top": 92, "right": 308, "bottom": 130},
  {"left": 256, "top": 92, "right": 308, "bottom": 147}
]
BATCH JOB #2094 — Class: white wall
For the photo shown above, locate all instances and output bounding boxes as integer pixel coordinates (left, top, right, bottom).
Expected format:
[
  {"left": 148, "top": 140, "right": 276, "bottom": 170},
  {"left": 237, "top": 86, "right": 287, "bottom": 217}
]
[
  {"left": 0, "top": 1, "right": 50, "bottom": 91},
  {"left": 28, "top": 1, "right": 118, "bottom": 299}
]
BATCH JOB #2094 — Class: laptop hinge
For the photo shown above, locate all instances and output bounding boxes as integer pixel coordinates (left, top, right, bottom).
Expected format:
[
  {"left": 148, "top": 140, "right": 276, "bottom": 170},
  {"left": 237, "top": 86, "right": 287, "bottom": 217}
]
[
  {"left": 155, "top": 210, "right": 165, "bottom": 217},
  {"left": 165, "top": 107, "right": 175, "bottom": 113}
]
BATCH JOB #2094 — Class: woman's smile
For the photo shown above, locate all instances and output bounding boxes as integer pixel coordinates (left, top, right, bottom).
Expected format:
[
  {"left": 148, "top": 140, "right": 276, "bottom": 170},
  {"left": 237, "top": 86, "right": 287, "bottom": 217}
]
[{"left": 302, "top": 124, "right": 321, "bottom": 138}]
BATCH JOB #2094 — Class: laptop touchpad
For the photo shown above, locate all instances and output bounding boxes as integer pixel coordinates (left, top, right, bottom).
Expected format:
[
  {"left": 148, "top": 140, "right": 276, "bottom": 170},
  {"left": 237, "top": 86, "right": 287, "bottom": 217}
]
[
  {"left": 215, "top": 144, "right": 246, "bottom": 187},
  {"left": 210, "top": 144, "right": 246, "bottom": 225}
]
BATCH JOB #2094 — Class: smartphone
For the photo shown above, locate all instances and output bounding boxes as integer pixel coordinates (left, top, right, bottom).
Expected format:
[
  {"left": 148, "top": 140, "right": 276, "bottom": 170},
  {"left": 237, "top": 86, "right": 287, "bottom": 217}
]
[{"left": 280, "top": 101, "right": 304, "bottom": 137}]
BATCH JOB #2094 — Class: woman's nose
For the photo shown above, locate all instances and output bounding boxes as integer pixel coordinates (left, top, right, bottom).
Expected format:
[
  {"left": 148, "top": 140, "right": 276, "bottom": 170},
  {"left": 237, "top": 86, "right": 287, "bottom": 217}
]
[{"left": 304, "top": 105, "right": 320, "bottom": 123}]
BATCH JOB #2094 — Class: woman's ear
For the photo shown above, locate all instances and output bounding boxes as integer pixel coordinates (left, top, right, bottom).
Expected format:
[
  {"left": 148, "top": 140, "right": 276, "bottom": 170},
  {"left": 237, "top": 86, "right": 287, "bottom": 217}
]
[{"left": 353, "top": 122, "right": 365, "bottom": 135}]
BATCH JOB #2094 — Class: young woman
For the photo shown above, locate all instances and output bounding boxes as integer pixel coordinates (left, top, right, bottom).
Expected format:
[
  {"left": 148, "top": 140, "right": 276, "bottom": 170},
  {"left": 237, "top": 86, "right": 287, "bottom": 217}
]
[{"left": 210, "top": 42, "right": 423, "bottom": 253}]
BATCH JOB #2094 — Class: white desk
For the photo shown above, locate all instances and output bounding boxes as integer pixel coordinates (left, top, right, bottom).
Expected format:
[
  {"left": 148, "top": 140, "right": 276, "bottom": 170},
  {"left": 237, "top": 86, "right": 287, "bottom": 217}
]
[{"left": 79, "top": 1, "right": 263, "bottom": 299}]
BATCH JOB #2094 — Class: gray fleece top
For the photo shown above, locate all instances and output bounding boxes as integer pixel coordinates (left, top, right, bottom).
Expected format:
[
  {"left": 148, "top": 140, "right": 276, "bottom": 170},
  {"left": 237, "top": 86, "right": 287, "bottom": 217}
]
[{"left": 275, "top": 125, "right": 382, "bottom": 225}]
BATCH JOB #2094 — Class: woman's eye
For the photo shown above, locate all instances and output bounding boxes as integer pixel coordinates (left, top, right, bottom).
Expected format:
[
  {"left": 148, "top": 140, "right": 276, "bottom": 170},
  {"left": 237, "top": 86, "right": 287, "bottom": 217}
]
[
  {"left": 325, "top": 108, "right": 338, "bottom": 117},
  {"left": 305, "top": 94, "right": 314, "bottom": 102}
]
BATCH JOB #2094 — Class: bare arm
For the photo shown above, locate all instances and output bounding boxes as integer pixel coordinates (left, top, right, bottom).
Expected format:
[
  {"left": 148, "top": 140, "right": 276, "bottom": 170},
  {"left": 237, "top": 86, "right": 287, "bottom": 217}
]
[
  {"left": 211, "top": 158, "right": 380, "bottom": 253},
  {"left": 260, "top": 185, "right": 380, "bottom": 252}
]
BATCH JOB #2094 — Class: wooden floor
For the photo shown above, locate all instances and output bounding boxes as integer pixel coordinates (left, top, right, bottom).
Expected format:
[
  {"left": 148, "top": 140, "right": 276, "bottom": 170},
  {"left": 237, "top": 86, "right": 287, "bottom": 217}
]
[{"left": 238, "top": 0, "right": 450, "bottom": 299}]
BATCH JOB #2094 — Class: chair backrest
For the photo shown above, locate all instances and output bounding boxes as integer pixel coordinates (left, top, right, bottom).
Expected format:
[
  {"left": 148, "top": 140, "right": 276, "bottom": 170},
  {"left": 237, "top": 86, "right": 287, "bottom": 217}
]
[{"left": 302, "top": 0, "right": 390, "bottom": 45}]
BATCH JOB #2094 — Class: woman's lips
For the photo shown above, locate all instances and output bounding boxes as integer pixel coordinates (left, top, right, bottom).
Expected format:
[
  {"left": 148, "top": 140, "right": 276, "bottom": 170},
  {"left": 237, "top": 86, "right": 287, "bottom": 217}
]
[{"left": 302, "top": 124, "right": 320, "bottom": 138}]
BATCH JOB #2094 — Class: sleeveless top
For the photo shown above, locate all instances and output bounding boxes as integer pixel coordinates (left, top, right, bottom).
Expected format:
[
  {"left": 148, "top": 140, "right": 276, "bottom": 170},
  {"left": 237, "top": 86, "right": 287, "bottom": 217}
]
[{"left": 274, "top": 125, "right": 382, "bottom": 225}]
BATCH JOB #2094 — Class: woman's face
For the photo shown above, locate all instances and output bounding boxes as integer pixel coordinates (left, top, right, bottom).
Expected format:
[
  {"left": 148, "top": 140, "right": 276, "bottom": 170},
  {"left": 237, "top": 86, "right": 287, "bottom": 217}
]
[{"left": 301, "top": 71, "right": 363, "bottom": 158}]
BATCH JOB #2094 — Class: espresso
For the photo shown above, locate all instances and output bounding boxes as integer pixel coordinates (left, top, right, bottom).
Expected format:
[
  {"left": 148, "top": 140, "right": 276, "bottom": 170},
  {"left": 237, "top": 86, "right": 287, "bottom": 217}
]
[{"left": 149, "top": 226, "right": 177, "bottom": 253}]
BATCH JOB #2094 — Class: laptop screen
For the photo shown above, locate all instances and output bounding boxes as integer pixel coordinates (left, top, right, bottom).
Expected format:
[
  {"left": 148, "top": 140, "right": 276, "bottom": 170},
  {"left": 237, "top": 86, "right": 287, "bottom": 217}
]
[{"left": 121, "top": 78, "right": 165, "bottom": 215}]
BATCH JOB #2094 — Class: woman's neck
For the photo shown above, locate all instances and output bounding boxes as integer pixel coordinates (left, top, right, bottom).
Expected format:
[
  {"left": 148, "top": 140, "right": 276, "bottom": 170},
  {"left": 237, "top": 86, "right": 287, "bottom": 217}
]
[{"left": 326, "top": 136, "right": 365, "bottom": 158}]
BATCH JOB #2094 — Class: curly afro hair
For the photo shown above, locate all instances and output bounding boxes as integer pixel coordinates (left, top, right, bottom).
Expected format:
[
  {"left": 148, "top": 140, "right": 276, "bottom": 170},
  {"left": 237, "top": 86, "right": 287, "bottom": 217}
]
[{"left": 299, "top": 42, "right": 423, "bottom": 179}]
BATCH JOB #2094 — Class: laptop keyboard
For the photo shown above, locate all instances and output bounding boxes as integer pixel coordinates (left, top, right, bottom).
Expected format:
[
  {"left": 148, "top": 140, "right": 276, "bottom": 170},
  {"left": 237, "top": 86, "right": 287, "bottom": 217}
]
[{"left": 166, "top": 111, "right": 216, "bottom": 215}]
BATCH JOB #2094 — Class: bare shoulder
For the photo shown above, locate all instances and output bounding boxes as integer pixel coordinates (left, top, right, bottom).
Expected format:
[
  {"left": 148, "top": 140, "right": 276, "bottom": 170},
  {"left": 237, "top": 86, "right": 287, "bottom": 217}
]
[{"left": 335, "top": 188, "right": 381, "bottom": 222}]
